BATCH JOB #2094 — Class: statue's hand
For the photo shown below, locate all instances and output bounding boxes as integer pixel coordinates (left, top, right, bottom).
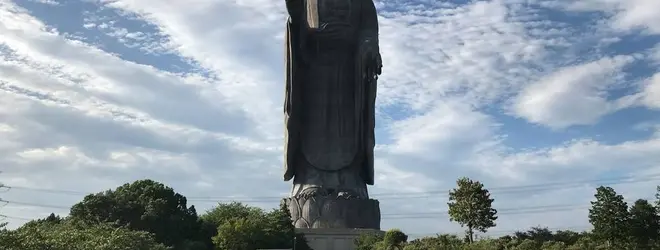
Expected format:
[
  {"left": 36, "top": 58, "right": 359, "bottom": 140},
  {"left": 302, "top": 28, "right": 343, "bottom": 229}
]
[
  {"left": 373, "top": 52, "right": 382, "bottom": 75},
  {"left": 362, "top": 49, "right": 382, "bottom": 78}
]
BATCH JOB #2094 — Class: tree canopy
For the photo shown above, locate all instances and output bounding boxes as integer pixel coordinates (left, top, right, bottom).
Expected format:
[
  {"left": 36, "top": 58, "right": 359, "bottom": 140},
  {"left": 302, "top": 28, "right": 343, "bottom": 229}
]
[
  {"left": 629, "top": 199, "right": 660, "bottom": 248},
  {"left": 447, "top": 177, "right": 498, "bottom": 243},
  {"left": 207, "top": 201, "right": 308, "bottom": 250},
  {"left": 68, "top": 179, "right": 210, "bottom": 248},
  {"left": 0, "top": 179, "right": 306, "bottom": 250},
  {"left": 588, "top": 186, "right": 630, "bottom": 248},
  {"left": 0, "top": 218, "right": 168, "bottom": 250}
]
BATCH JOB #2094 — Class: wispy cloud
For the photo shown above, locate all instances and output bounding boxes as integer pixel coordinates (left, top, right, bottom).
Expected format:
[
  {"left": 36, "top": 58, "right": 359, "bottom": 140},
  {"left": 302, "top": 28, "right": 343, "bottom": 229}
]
[
  {"left": 642, "top": 73, "right": 660, "bottom": 109},
  {"left": 564, "top": 0, "right": 660, "bottom": 34},
  {"left": 511, "top": 55, "right": 637, "bottom": 129}
]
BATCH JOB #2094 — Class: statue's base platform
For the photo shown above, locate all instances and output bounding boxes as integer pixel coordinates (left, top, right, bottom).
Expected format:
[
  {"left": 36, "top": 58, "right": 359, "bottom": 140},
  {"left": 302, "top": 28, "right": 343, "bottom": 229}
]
[
  {"left": 297, "top": 228, "right": 384, "bottom": 250},
  {"left": 283, "top": 196, "right": 380, "bottom": 229}
]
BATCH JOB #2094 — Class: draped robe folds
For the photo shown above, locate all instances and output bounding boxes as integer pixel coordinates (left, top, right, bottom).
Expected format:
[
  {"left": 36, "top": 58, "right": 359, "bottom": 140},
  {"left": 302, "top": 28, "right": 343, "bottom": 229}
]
[{"left": 283, "top": 0, "right": 380, "bottom": 198}]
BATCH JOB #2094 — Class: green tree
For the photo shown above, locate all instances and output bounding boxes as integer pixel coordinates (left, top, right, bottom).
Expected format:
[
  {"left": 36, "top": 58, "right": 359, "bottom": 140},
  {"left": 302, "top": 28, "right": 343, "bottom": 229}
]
[
  {"left": 204, "top": 202, "right": 305, "bottom": 250},
  {"left": 656, "top": 186, "right": 660, "bottom": 210},
  {"left": 469, "top": 238, "right": 505, "bottom": 250},
  {"left": 403, "top": 234, "right": 464, "bottom": 250},
  {"left": 565, "top": 235, "right": 600, "bottom": 250},
  {"left": 628, "top": 199, "right": 660, "bottom": 249},
  {"left": 552, "top": 229, "right": 584, "bottom": 245},
  {"left": 383, "top": 229, "right": 408, "bottom": 250},
  {"left": 68, "top": 179, "right": 209, "bottom": 249},
  {"left": 212, "top": 217, "right": 265, "bottom": 250},
  {"left": 447, "top": 177, "right": 498, "bottom": 243},
  {"left": 294, "top": 233, "right": 312, "bottom": 250},
  {"left": 588, "top": 186, "right": 630, "bottom": 248},
  {"left": 513, "top": 226, "right": 554, "bottom": 243},
  {"left": 201, "top": 202, "right": 264, "bottom": 227},
  {"left": 355, "top": 232, "right": 384, "bottom": 250},
  {"left": 513, "top": 239, "right": 538, "bottom": 250},
  {"left": 262, "top": 202, "right": 300, "bottom": 248},
  {"left": 0, "top": 219, "right": 168, "bottom": 250},
  {"left": 540, "top": 241, "right": 567, "bottom": 250},
  {"left": 17, "top": 213, "right": 64, "bottom": 230}
]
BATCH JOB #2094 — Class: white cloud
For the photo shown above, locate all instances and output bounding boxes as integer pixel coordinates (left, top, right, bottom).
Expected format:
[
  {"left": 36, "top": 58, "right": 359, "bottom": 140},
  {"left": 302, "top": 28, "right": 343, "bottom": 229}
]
[
  {"left": 387, "top": 100, "right": 496, "bottom": 156},
  {"left": 651, "top": 44, "right": 660, "bottom": 64},
  {"left": 511, "top": 55, "right": 637, "bottom": 129},
  {"left": 0, "top": 0, "right": 279, "bottom": 212},
  {"left": 373, "top": 0, "right": 551, "bottom": 110},
  {"left": 30, "top": 0, "right": 59, "bottom": 5},
  {"left": 641, "top": 73, "right": 660, "bottom": 109},
  {"left": 98, "top": 0, "right": 287, "bottom": 140},
  {"left": 565, "top": 0, "right": 660, "bottom": 34},
  {"left": 479, "top": 138, "right": 660, "bottom": 181}
]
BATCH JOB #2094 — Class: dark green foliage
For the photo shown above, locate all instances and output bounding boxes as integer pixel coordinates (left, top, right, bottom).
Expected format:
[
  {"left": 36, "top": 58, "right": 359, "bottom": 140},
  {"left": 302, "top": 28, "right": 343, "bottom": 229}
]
[
  {"left": 588, "top": 186, "right": 630, "bottom": 248},
  {"left": 383, "top": 229, "right": 408, "bottom": 249},
  {"left": 69, "top": 179, "right": 209, "bottom": 249},
  {"left": 629, "top": 199, "right": 660, "bottom": 248},
  {"left": 447, "top": 177, "right": 498, "bottom": 243},
  {"left": 355, "top": 232, "right": 385, "bottom": 250},
  {"left": 551, "top": 230, "right": 585, "bottom": 245},
  {"left": 19, "top": 213, "right": 63, "bottom": 229},
  {"left": 512, "top": 226, "right": 586, "bottom": 246},
  {"left": 513, "top": 226, "right": 553, "bottom": 243},
  {"left": 263, "top": 202, "right": 298, "bottom": 247},
  {"left": 294, "top": 233, "right": 313, "bottom": 250},
  {"left": 403, "top": 234, "right": 463, "bottom": 250}
]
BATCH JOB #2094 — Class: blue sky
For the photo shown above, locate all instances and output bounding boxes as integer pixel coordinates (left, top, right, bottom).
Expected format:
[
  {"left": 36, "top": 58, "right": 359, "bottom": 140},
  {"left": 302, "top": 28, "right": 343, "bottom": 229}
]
[{"left": 1, "top": 0, "right": 660, "bottom": 237}]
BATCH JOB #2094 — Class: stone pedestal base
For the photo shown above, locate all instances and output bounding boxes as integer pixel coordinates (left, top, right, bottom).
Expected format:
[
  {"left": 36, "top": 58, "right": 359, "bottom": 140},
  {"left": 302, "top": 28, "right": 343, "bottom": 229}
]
[
  {"left": 297, "top": 228, "right": 384, "bottom": 250},
  {"left": 282, "top": 196, "right": 380, "bottom": 229}
]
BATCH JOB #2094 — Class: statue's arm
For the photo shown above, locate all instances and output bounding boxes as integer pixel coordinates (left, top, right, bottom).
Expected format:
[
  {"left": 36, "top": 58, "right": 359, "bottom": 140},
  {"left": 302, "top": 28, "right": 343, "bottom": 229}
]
[
  {"left": 359, "top": 0, "right": 382, "bottom": 75},
  {"left": 359, "top": 0, "right": 379, "bottom": 51},
  {"left": 285, "top": 0, "right": 303, "bottom": 22}
]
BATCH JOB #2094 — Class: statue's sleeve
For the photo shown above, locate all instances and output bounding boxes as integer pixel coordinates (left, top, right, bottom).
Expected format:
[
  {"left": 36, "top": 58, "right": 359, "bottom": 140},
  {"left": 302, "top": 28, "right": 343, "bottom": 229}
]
[
  {"left": 283, "top": 15, "right": 301, "bottom": 182},
  {"left": 358, "top": 0, "right": 380, "bottom": 54},
  {"left": 357, "top": 0, "right": 379, "bottom": 186},
  {"left": 285, "top": 0, "right": 304, "bottom": 22}
]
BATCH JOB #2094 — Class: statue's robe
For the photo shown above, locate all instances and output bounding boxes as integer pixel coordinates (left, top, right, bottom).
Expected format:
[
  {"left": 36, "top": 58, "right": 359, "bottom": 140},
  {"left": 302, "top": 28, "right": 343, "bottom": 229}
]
[{"left": 283, "top": 0, "right": 380, "bottom": 198}]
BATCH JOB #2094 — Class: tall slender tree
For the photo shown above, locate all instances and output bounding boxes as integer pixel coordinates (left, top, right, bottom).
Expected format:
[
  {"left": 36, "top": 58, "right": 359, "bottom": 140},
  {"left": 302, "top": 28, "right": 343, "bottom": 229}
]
[
  {"left": 447, "top": 177, "right": 498, "bottom": 243},
  {"left": 588, "top": 186, "right": 630, "bottom": 248}
]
